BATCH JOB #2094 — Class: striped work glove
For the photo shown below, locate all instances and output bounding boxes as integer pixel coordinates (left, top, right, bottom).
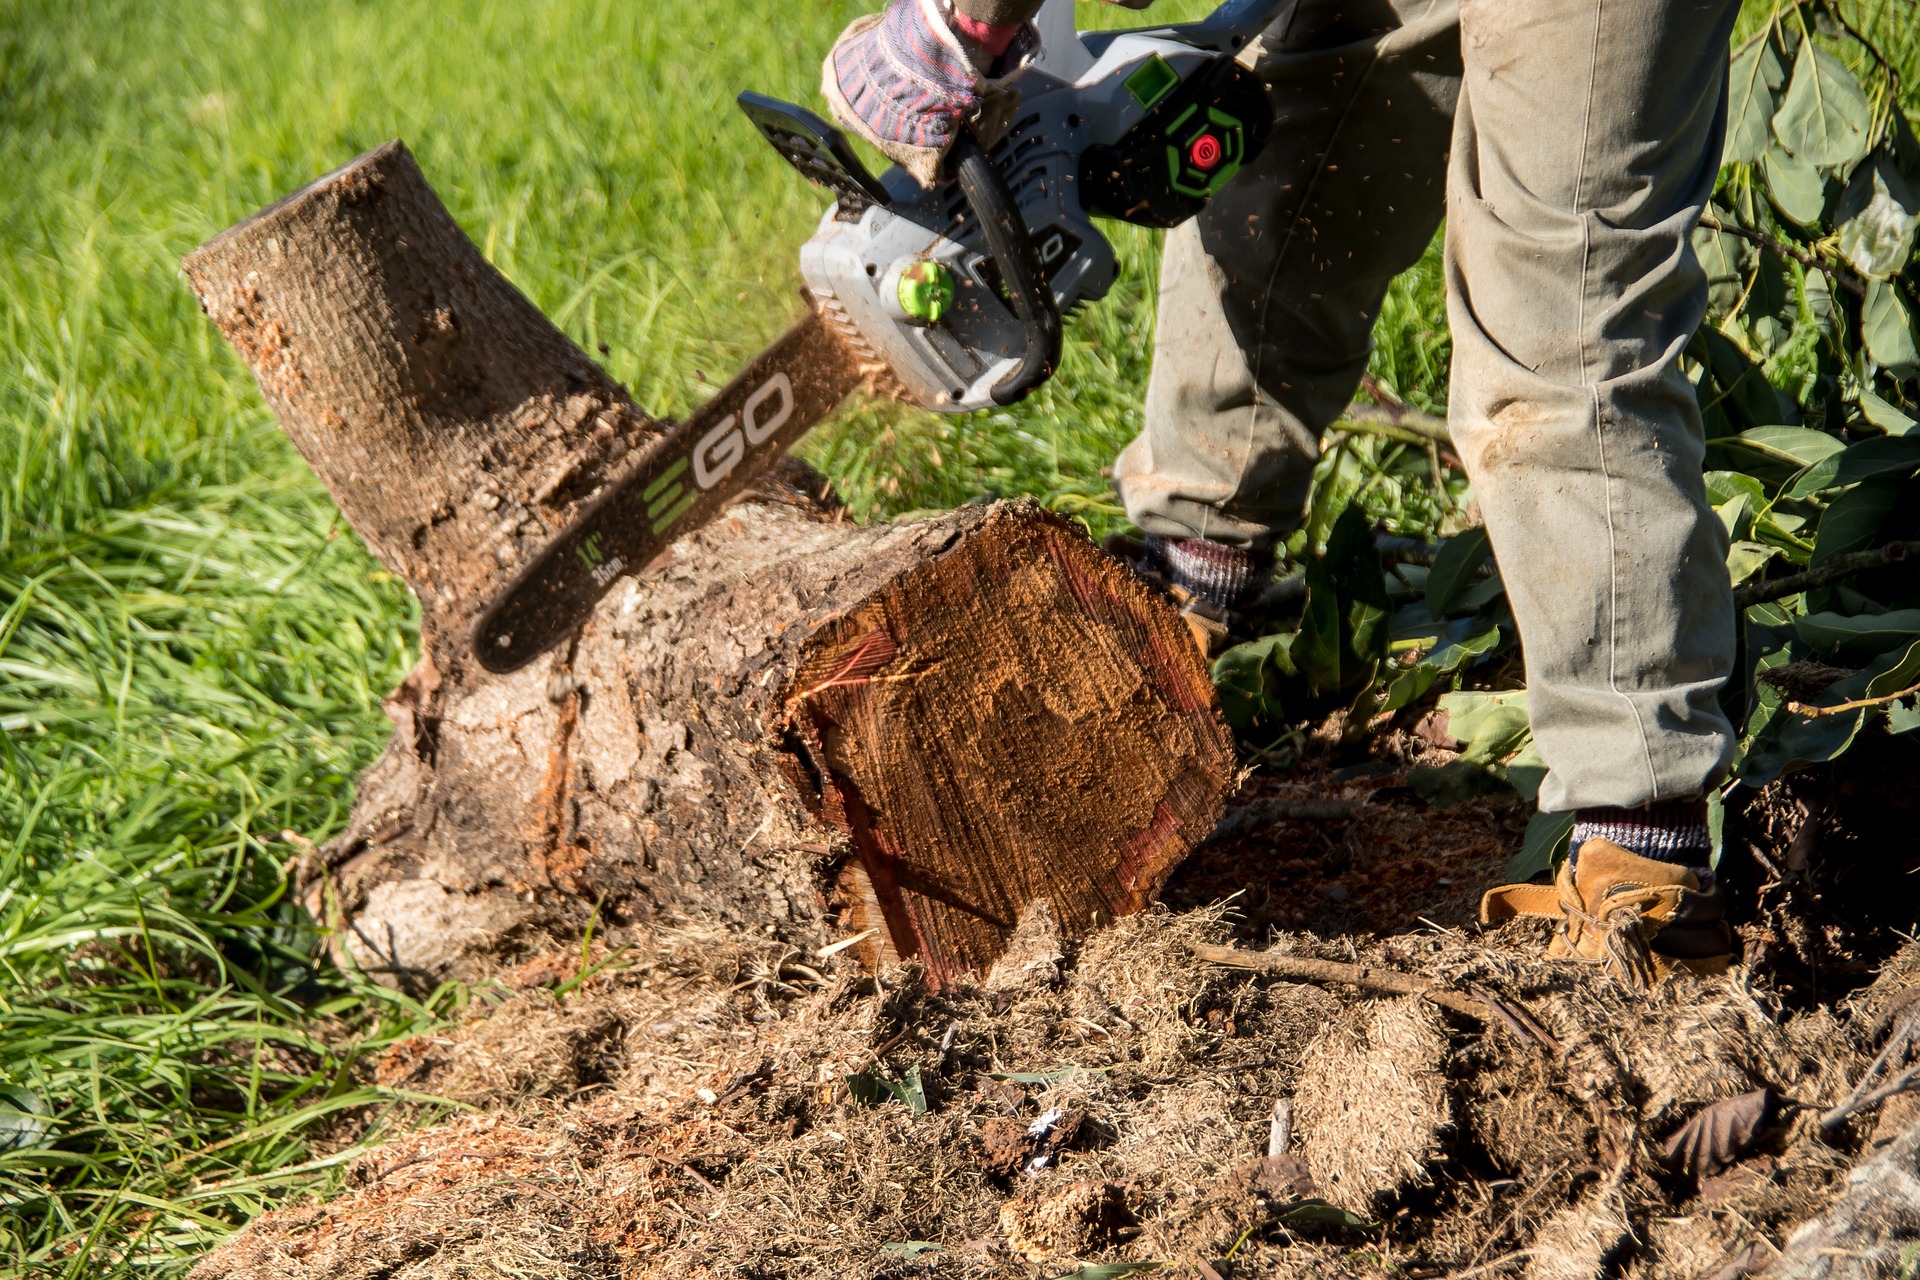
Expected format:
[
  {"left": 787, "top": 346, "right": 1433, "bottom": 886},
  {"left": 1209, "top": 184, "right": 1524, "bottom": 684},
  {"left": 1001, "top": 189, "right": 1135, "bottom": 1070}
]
[{"left": 821, "top": 0, "right": 1031, "bottom": 188}]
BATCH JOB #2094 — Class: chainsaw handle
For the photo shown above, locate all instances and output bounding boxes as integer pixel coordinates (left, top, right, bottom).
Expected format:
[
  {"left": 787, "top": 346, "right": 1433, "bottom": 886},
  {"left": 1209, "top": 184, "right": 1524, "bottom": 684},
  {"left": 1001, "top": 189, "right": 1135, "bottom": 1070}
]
[
  {"left": 1081, "top": 0, "right": 1292, "bottom": 57},
  {"left": 951, "top": 134, "right": 1062, "bottom": 407}
]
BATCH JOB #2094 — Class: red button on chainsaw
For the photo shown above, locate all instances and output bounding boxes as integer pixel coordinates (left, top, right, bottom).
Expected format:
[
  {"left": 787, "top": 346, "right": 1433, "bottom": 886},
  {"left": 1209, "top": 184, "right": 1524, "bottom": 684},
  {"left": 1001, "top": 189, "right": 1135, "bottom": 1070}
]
[{"left": 1189, "top": 134, "right": 1224, "bottom": 170}]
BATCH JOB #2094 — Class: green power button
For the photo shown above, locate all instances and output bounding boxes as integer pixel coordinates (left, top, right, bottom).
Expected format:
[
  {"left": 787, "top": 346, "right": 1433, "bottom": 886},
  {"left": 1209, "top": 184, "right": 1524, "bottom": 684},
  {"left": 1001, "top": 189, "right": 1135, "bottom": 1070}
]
[{"left": 897, "top": 260, "right": 956, "bottom": 325}]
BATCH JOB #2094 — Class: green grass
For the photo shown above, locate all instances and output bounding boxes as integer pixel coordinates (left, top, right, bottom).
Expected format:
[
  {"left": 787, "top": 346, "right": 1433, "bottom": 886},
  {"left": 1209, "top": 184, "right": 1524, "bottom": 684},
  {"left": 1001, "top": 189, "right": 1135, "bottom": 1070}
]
[{"left": 8, "top": 0, "right": 1909, "bottom": 1273}]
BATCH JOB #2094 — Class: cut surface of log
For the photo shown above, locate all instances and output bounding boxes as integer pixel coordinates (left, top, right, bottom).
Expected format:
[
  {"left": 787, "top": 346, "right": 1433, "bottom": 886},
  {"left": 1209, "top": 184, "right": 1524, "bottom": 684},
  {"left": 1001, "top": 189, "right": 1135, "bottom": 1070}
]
[{"left": 185, "top": 141, "right": 1234, "bottom": 983}]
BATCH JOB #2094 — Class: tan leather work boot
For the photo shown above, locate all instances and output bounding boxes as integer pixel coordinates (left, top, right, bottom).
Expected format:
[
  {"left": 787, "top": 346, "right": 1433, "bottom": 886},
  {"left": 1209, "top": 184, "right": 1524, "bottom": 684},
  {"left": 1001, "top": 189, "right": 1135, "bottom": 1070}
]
[{"left": 1480, "top": 840, "right": 1732, "bottom": 990}]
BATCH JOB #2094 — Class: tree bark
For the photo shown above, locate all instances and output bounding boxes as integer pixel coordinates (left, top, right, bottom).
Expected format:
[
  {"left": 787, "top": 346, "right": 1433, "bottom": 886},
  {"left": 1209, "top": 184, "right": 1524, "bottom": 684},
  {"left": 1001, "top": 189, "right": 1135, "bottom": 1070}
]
[{"left": 184, "top": 140, "right": 1235, "bottom": 986}]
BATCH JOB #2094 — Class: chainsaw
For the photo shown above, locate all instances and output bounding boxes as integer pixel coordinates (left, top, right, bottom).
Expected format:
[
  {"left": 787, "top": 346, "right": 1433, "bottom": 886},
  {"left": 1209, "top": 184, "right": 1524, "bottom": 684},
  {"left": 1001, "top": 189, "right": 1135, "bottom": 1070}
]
[{"left": 473, "top": 0, "right": 1287, "bottom": 672}]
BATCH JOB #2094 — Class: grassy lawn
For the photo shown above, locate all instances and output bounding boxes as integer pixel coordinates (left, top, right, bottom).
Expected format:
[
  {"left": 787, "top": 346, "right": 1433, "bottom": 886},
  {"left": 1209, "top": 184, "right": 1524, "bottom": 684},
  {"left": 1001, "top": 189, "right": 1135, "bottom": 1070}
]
[{"left": 6, "top": 0, "right": 1911, "bottom": 1273}]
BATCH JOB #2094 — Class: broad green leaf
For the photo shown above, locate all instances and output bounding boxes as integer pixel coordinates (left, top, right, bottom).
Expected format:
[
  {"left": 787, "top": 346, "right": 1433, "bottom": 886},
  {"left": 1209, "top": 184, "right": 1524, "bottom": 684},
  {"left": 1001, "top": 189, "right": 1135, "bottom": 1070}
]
[
  {"left": 1425, "top": 621, "right": 1505, "bottom": 673},
  {"left": 1707, "top": 790, "right": 1727, "bottom": 867},
  {"left": 898, "top": 1065, "right": 927, "bottom": 1115},
  {"left": 1771, "top": 41, "right": 1873, "bottom": 170},
  {"left": 1836, "top": 157, "right": 1920, "bottom": 280},
  {"left": 1737, "top": 642, "right": 1913, "bottom": 781},
  {"left": 1727, "top": 540, "right": 1776, "bottom": 586},
  {"left": 1426, "top": 526, "right": 1493, "bottom": 618},
  {"left": 988, "top": 1066, "right": 1112, "bottom": 1084},
  {"left": 1715, "top": 491, "right": 1754, "bottom": 541},
  {"left": 1796, "top": 609, "right": 1920, "bottom": 656},
  {"left": 1213, "top": 632, "right": 1296, "bottom": 728},
  {"left": 1450, "top": 573, "right": 1508, "bottom": 614},
  {"left": 1813, "top": 478, "right": 1903, "bottom": 564},
  {"left": 1748, "top": 639, "right": 1920, "bottom": 780},
  {"left": 1742, "top": 703, "right": 1866, "bottom": 782},
  {"left": 1739, "top": 425, "right": 1849, "bottom": 466},
  {"left": 1438, "top": 690, "right": 1532, "bottom": 764},
  {"left": 1744, "top": 252, "right": 1797, "bottom": 354},
  {"left": 1504, "top": 738, "right": 1548, "bottom": 804},
  {"left": 1725, "top": 38, "right": 1787, "bottom": 165},
  {"left": 1784, "top": 435, "right": 1920, "bottom": 497},
  {"left": 1864, "top": 280, "right": 1920, "bottom": 378},
  {"left": 1707, "top": 425, "right": 1845, "bottom": 485},
  {"left": 1508, "top": 811, "right": 1576, "bottom": 882},
  {"left": 1889, "top": 699, "right": 1920, "bottom": 734},
  {"left": 881, "top": 1242, "right": 943, "bottom": 1258},
  {"left": 1764, "top": 144, "right": 1827, "bottom": 227},
  {"left": 1303, "top": 442, "right": 1365, "bottom": 553},
  {"left": 1859, "top": 388, "right": 1919, "bottom": 435},
  {"left": 1379, "top": 621, "right": 1504, "bottom": 713},
  {"left": 1862, "top": 639, "right": 1920, "bottom": 698},
  {"left": 1805, "top": 266, "right": 1839, "bottom": 336},
  {"left": 1706, "top": 470, "right": 1769, "bottom": 508},
  {"left": 1296, "top": 507, "right": 1391, "bottom": 695},
  {"left": 1693, "top": 222, "right": 1746, "bottom": 318}
]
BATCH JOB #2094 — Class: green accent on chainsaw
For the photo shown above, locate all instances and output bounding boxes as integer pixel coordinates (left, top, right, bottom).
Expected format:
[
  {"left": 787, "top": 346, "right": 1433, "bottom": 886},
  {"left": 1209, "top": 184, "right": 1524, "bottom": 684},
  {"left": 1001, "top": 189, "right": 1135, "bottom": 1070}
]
[
  {"left": 1080, "top": 54, "right": 1272, "bottom": 229},
  {"left": 897, "top": 260, "right": 956, "bottom": 325},
  {"left": 1124, "top": 54, "right": 1179, "bottom": 110},
  {"left": 1166, "top": 105, "right": 1246, "bottom": 199}
]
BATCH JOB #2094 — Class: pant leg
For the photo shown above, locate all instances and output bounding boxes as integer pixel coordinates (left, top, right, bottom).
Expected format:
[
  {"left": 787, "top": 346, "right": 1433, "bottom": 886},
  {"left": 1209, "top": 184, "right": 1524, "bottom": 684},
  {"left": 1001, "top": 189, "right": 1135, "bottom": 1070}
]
[
  {"left": 1115, "top": 0, "right": 1462, "bottom": 549},
  {"left": 1444, "top": 0, "right": 1741, "bottom": 812}
]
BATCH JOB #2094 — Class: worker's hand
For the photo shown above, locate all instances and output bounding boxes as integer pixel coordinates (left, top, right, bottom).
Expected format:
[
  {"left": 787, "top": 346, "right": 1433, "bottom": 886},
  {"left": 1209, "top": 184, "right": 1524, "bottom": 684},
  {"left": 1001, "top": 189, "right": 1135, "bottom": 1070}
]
[{"left": 822, "top": 0, "right": 1027, "bottom": 189}]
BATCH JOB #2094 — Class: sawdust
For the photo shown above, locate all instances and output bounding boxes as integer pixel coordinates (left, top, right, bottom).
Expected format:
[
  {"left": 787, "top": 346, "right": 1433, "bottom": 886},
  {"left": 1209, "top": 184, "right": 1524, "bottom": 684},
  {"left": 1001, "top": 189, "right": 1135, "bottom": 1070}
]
[
  {"left": 1294, "top": 996, "right": 1452, "bottom": 1210},
  {"left": 192, "top": 907, "right": 1920, "bottom": 1280}
]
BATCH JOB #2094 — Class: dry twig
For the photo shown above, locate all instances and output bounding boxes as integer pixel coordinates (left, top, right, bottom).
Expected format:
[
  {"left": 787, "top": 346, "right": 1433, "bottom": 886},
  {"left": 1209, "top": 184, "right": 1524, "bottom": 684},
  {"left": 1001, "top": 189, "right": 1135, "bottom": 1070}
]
[
  {"left": 1820, "top": 1004, "right": 1920, "bottom": 1132},
  {"left": 1191, "top": 944, "right": 1492, "bottom": 1022}
]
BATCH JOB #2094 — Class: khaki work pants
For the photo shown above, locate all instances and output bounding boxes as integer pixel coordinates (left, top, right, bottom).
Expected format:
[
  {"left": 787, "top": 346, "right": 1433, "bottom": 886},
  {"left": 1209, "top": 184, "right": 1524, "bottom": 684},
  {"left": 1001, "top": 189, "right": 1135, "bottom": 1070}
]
[{"left": 1114, "top": 0, "right": 1744, "bottom": 812}]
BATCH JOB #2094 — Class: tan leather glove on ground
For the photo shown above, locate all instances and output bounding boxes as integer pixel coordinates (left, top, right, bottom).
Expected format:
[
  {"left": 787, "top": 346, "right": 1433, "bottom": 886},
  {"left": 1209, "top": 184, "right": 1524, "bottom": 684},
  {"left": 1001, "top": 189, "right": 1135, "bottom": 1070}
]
[{"left": 1480, "top": 840, "right": 1733, "bottom": 990}]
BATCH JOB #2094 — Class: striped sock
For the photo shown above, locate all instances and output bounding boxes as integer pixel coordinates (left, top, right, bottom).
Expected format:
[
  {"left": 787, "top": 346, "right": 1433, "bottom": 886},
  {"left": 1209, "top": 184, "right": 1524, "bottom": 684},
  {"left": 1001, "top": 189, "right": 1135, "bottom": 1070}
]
[
  {"left": 1144, "top": 536, "right": 1275, "bottom": 611},
  {"left": 1570, "top": 800, "right": 1712, "bottom": 871}
]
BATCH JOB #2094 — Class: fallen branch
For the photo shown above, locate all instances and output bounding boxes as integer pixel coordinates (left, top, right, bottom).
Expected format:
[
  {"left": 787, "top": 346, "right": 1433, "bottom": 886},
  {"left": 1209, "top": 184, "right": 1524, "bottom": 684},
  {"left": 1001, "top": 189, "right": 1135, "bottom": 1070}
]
[
  {"left": 1820, "top": 1005, "right": 1920, "bottom": 1132},
  {"left": 1207, "top": 797, "right": 1363, "bottom": 842},
  {"left": 1191, "top": 944, "right": 1492, "bottom": 1023},
  {"left": 1787, "top": 677, "right": 1920, "bottom": 719},
  {"left": 1735, "top": 541, "right": 1911, "bottom": 609}
]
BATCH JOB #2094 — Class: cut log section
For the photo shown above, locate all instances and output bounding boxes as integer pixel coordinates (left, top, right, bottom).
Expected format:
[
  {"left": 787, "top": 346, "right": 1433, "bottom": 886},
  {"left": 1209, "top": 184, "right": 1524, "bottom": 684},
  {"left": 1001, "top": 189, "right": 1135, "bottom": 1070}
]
[{"left": 183, "top": 140, "right": 1235, "bottom": 985}]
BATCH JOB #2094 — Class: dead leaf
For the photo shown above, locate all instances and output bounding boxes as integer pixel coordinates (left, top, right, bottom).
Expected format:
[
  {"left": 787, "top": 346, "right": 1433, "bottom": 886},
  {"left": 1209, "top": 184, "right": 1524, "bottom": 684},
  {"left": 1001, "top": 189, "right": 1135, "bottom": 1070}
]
[{"left": 1660, "top": 1088, "right": 1773, "bottom": 1183}]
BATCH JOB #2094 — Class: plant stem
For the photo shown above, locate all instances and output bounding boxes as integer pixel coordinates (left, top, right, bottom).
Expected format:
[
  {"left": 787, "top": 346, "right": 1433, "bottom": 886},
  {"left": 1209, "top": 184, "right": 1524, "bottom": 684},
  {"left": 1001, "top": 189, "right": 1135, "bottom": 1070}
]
[{"left": 1697, "top": 215, "right": 1869, "bottom": 299}]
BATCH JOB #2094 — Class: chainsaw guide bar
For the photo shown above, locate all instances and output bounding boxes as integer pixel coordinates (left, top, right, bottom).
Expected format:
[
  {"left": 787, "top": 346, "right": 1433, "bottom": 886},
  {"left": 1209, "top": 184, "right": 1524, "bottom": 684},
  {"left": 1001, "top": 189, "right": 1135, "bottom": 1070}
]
[{"left": 472, "top": 313, "right": 859, "bottom": 673}]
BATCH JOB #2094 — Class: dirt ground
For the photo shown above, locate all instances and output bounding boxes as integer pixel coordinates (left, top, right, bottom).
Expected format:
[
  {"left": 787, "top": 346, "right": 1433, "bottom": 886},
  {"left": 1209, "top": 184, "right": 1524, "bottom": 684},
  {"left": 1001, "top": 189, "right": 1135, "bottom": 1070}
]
[{"left": 190, "top": 738, "right": 1920, "bottom": 1280}]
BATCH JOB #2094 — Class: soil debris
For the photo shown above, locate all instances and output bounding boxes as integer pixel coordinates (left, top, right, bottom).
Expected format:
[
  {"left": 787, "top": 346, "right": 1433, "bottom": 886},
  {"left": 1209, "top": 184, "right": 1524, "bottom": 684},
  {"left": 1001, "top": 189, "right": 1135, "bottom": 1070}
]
[
  {"left": 192, "top": 743, "right": 1920, "bottom": 1280},
  {"left": 193, "top": 903, "right": 1920, "bottom": 1280}
]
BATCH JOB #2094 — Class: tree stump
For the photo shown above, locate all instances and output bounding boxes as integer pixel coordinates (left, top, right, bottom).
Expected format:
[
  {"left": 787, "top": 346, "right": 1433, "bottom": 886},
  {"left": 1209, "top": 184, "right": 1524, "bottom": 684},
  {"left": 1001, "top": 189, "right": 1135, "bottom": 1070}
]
[{"left": 184, "top": 140, "right": 1234, "bottom": 986}]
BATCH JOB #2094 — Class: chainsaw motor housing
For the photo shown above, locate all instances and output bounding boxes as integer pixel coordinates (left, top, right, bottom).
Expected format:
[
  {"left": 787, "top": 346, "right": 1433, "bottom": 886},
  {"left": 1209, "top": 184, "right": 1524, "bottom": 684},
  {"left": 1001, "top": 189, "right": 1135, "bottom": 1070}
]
[{"left": 739, "top": 0, "right": 1283, "bottom": 414}]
